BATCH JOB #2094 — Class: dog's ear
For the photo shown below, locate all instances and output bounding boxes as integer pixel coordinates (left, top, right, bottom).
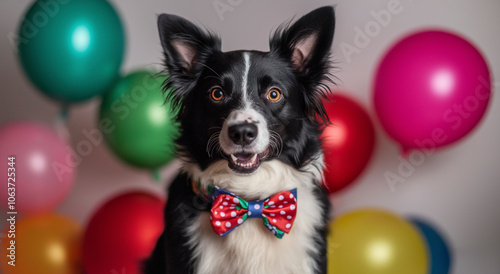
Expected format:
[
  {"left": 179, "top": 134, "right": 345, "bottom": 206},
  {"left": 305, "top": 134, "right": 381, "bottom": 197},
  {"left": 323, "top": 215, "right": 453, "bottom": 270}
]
[
  {"left": 158, "top": 14, "right": 221, "bottom": 107},
  {"left": 158, "top": 14, "right": 220, "bottom": 75},
  {"left": 270, "top": 6, "right": 335, "bottom": 74},
  {"left": 270, "top": 6, "right": 335, "bottom": 123}
]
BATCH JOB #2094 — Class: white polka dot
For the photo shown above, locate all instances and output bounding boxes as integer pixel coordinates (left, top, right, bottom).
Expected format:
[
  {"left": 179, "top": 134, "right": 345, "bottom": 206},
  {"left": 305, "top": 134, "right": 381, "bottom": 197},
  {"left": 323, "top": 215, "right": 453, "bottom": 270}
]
[
  {"left": 231, "top": 211, "right": 237, "bottom": 217},
  {"left": 279, "top": 205, "right": 283, "bottom": 208},
  {"left": 284, "top": 201, "right": 288, "bottom": 204},
  {"left": 270, "top": 213, "right": 275, "bottom": 217},
  {"left": 230, "top": 206, "right": 235, "bottom": 209},
  {"left": 220, "top": 212, "right": 225, "bottom": 217},
  {"left": 270, "top": 205, "right": 276, "bottom": 208},
  {"left": 214, "top": 211, "right": 218, "bottom": 215},
  {"left": 286, "top": 223, "right": 291, "bottom": 229},
  {"left": 223, "top": 201, "right": 228, "bottom": 206},
  {"left": 248, "top": 211, "right": 252, "bottom": 216},
  {"left": 289, "top": 193, "right": 294, "bottom": 198},
  {"left": 238, "top": 218, "right": 243, "bottom": 224},
  {"left": 287, "top": 215, "right": 292, "bottom": 220},
  {"left": 254, "top": 204, "right": 260, "bottom": 210},
  {"left": 268, "top": 201, "right": 274, "bottom": 206},
  {"left": 226, "top": 197, "right": 230, "bottom": 200},
  {"left": 273, "top": 219, "right": 277, "bottom": 223},
  {"left": 215, "top": 221, "right": 221, "bottom": 226},
  {"left": 233, "top": 198, "right": 239, "bottom": 203},
  {"left": 290, "top": 205, "right": 295, "bottom": 210},
  {"left": 280, "top": 210, "right": 286, "bottom": 215},
  {"left": 279, "top": 195, "right": 284, "bottom": 200},
  {"left": 226, "top": 222, "right": 231, "bottom": 228},
  {"left": 219, "top": 205, "right": 223, "bottom": 209}
]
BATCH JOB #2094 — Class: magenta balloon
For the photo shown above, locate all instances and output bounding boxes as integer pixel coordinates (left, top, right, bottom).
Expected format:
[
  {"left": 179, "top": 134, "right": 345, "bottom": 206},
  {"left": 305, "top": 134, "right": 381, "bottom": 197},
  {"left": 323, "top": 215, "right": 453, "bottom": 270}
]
[
  {"left": 374, "top": 30, "right": 491, "bottom": 152},
  {"left": 0, "top": 122, "right": 75, "bottom": 214}
]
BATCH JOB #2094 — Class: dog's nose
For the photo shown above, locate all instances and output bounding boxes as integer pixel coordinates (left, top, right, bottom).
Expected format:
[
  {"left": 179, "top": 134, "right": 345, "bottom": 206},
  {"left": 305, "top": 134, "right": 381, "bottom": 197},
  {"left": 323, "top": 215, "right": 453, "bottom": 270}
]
[{"left": 228, "top": 123, "right": 258, "bottom": 146}]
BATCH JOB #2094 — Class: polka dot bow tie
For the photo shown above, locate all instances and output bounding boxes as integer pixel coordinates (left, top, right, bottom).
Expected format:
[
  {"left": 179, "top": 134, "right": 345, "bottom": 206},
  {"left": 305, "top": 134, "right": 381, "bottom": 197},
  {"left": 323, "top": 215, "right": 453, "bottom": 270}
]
[{"left": 210, "top": 186, "right": 297, "bottom": 239}]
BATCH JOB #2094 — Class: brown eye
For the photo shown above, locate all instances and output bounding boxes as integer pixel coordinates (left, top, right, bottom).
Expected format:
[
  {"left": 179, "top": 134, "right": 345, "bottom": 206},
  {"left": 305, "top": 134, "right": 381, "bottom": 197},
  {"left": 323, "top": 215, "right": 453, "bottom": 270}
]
[
  {"left": 267, "top": 88, "right": 282, "bottom": 102},
  {"left": 211, "top": 88, "right": 224, "bottom": 101}
]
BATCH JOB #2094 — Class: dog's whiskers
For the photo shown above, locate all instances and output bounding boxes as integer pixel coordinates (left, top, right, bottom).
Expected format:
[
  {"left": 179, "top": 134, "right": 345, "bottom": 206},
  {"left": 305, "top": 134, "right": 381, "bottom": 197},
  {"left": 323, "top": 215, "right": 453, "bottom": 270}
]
[
  {"left": 197, "top": 62, "right": 222, "bottom": 80},
  {"left": 206, "top": 131, "right": 221, "bottom": 158},
  {"left": 269, "top": 130, "right": 283, "bottom": 157}
]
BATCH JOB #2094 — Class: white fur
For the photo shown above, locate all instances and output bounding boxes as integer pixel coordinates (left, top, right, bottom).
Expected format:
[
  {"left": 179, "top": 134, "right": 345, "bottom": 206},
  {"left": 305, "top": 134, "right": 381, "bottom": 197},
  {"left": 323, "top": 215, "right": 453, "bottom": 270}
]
[
  {"left": 183, "top": 156, "right": 325, "bottom": 274},
  {"left": 241, "top": 52, "right": 251, "bottom": 107}
]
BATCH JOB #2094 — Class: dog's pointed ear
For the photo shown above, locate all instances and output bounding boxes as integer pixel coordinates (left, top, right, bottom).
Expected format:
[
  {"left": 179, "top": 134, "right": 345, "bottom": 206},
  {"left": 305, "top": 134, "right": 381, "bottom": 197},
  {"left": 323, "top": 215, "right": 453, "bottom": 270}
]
[
  {"left": 158, "top": 14, "right": 221, "bottom": 76},
  {"left": 270, "top": 6, "right": 335, "bottom": 74}
]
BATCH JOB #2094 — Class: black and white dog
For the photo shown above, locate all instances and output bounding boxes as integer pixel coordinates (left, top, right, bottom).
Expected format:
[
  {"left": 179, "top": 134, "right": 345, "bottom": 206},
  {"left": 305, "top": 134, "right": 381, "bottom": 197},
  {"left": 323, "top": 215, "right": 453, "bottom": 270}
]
[{"left": 145, "top": 6, "right": 335, "bottom": 274}]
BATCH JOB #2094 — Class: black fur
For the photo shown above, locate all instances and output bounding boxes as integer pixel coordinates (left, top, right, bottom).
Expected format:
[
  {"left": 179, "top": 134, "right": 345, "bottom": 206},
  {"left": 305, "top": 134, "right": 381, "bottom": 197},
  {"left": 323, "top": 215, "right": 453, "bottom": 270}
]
[
  {"left": 145, "top": 6, "right": 335, "bottom": 274},
  {"left": 144, "top": 173, "right": 208, "bottom": 273}
]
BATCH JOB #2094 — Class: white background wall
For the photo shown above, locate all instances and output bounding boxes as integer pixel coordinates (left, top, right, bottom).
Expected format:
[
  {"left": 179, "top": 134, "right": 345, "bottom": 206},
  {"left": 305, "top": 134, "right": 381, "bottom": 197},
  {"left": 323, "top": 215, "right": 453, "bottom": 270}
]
[{"left": 1, "top": 0, "right": 499, "bottom": 273}]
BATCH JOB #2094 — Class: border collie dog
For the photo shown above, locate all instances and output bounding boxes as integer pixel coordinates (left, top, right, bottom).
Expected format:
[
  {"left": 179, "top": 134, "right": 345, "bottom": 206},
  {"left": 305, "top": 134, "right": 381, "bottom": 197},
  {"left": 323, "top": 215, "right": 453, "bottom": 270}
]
[{"left": 145, "top": 6, "right": 335, "bottom": 274}]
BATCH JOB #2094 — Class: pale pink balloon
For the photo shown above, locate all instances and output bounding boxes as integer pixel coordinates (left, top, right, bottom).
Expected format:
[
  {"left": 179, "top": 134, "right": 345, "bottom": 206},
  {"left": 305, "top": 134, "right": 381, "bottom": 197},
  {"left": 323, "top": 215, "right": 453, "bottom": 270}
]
[
  {"left": 0, "top": 122, "right": 75, "bottom": 215},
  {"left": 374, "top": 30, "right": 491, "bottom": 153}
]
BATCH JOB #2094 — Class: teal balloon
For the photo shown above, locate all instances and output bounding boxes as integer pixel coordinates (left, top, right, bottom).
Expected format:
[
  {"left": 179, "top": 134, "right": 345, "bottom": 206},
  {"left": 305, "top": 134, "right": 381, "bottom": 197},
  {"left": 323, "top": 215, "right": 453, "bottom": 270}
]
[
  {"left": 99, "top": 71, "right": 179, "bottom": 169},
  {"left": 18, "top": 0, "right": 125, "bottom": 103},
  {"left": 410, "top": 218, "right": 452, "bottom": 274}
]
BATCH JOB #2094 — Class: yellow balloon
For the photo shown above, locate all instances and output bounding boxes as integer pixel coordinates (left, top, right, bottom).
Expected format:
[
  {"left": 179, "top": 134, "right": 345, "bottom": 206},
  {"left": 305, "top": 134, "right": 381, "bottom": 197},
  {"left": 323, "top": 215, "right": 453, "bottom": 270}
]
[
  {"left": 327, "top": 209, "right": 428, "bottom": 274},
  {"left": 0, "top": 214, "right": 82, "bottom": 274}
]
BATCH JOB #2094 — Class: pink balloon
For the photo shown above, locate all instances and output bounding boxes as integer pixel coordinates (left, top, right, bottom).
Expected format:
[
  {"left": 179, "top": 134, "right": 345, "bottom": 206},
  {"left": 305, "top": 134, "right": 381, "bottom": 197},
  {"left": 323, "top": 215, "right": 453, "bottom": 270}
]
[
  {"left": 374, "top": 30, "right": 491, "bottom": 153},
  {"left": 0, "top": 122, "right": 75, "bottom": 215}
]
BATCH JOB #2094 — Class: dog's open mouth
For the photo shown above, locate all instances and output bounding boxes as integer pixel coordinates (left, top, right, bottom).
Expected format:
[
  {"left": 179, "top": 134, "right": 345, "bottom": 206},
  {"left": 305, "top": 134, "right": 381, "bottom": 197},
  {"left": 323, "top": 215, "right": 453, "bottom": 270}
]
[{"left": 227, "top": 148, "right": 269, "bottom": 174}]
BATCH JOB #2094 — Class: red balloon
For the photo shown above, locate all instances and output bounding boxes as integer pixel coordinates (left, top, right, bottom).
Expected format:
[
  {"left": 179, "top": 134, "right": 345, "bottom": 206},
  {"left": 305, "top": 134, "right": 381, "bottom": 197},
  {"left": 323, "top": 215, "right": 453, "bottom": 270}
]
[
  {"left": 321, "top": 93, "right": 376, "bottom": 193},
  {"left": 82, "top": 192, "right": 165, "bottom": 274}
]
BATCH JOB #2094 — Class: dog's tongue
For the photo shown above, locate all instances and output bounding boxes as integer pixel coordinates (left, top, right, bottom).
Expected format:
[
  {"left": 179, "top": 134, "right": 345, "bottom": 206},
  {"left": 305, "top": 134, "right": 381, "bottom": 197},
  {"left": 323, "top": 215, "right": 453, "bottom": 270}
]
[
  {"left": 234, "top": 153, "right": 253, "bottom": 161},
  {"left": 230, "top": 153, "right": 258, "bottom": 167}
]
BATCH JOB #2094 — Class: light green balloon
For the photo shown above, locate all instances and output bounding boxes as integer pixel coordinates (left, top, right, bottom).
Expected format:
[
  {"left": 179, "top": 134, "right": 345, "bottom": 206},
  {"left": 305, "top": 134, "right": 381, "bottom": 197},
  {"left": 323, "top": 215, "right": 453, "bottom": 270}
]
[{"left": 99, "top": 70, "right": 179, "bottom": 169}]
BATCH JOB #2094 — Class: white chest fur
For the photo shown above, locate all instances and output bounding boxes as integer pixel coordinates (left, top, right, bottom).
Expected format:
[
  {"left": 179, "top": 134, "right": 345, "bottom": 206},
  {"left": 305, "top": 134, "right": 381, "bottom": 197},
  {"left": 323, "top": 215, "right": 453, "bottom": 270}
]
[{"left": 183, "top": 158, "right": 325, "bottom": 274}]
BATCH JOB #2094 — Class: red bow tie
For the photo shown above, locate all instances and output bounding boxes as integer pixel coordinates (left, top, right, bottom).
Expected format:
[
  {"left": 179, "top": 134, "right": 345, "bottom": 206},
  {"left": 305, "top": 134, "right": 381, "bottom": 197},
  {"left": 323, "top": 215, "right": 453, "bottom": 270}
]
[{"left": 210, "top": 187, "right": 297, "bottom": 239}]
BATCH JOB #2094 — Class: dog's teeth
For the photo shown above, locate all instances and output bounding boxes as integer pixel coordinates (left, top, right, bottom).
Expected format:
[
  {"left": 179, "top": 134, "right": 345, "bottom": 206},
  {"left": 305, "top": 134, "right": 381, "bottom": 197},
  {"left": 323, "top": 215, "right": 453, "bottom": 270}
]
[
  {"left": 251, "top": 154, "right": 257, "bottom": 163},
  {"left": 231, "top": 154, "right": 238, "bottom": 163},
  {"left": 230, "top": 153, "right": 259, "bottom": 169}
]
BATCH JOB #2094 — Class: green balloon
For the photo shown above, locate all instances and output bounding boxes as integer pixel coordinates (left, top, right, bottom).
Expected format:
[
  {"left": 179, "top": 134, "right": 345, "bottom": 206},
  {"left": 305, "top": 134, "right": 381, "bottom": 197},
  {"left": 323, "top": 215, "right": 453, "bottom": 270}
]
[
  {"left": 18, "top": 0, "right": 125, "bottom": 103},
  {"left": 99, "top": 71, "right": 179, "bottom": 169}
]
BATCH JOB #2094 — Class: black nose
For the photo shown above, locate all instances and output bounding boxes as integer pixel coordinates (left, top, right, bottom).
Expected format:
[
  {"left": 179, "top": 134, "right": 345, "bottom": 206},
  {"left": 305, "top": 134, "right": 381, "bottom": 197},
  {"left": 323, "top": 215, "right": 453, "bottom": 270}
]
[{"left": 228, "top": 123, "right": 258, "bottom": 146}]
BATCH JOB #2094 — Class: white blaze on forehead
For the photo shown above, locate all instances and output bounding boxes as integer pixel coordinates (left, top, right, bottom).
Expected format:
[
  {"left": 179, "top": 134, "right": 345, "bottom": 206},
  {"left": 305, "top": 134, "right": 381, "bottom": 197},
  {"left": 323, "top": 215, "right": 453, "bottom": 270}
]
[
  {"left": 242, "top": 52, "right": 251, "bottom": 108},
  {"left": 218, "top": 53, "right": 270, "bottom": 154}
]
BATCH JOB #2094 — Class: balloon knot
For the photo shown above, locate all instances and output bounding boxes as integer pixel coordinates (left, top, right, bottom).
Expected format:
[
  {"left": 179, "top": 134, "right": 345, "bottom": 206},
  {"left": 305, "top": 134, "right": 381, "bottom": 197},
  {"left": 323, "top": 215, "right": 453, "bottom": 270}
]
[{"left": 152, "top": 170, "right": 161, "bottom": 182}]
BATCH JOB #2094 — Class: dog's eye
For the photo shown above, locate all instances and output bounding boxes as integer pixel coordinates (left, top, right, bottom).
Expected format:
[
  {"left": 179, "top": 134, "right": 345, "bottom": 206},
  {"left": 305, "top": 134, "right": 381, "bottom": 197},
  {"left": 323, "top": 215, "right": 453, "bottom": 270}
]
[
  {"left": 210, "top": 88, "right": 225, "bottom": 101},
  {"left": 267, "top": 88, "right": 282, "bottom": 102}
]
